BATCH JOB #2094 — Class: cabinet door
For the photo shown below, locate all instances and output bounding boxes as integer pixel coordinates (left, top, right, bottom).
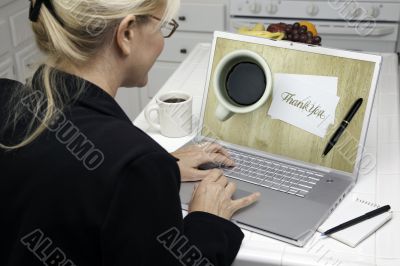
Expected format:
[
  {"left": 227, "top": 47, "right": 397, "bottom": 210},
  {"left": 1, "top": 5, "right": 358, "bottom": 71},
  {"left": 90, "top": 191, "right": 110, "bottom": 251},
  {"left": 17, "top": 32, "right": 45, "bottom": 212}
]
[
  {"left": 0, "top": 19, "right": 11, "bottom": 56},
  {"left": 146, "top": 62, "right": 180, "bottom": 99},
  {"left": 159, "top": 32, "right": 213, "bottom": 63},
  {"left": 176, "top": 3, "right": 225, "bottom": 32},
  {"left": 0, "top": 58, "right": 14, "bottom": 79},
  {"left": 15, "top": 44, "right": 45, "bottom": 82},
  {"left": 0, "top": 0, "right": 13, "bottom": 8},
  {"left": 9, "top": 8, "right": 33, "bottom": 47},
  {"left": 115, "top": 87, "right": 143, "bottom": 121}
]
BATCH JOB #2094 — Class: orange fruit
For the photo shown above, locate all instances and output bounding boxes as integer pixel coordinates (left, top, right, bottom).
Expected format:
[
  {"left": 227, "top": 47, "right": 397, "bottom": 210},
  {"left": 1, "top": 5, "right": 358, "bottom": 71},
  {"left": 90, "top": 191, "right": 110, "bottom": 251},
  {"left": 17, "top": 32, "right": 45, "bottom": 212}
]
[{"left": 299, "top": 21, "right": 318, "bottom": 36}]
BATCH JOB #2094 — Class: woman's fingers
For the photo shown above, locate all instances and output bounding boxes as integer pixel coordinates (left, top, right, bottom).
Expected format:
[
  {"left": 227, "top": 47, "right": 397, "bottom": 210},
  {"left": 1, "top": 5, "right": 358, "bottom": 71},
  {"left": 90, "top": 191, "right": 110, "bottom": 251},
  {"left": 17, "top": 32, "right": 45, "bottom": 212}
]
[
  {"left": 204, "top": 169, "right": 224, "bottom": 182},
  {"left": 189, "top": 167, "right": 261, "bottom": 219},
  {"left": 231, "top": 192, "right": 261, "bottom": 211},
  {"left": 225, "top": 182, "right": 237, "bottom": 197},
  {"left": 190, "top": 183, "right": 199, "bottom": 201},
  {"left": 195, "top": 151, "right": 235, "bottom": 167},
  {"left": 185, "top": 168, "right": 218, "bottom": 182},
  {"left": 215, "top": 174, "right": 228, "bottom": 187},
  {"left": 209, "top": 153, "right": 235, "bottom": 167},
  {"left": 201, "top": 169, "right": 227, "bottom": 186},
  {"left": 200, "top": 142, "right": 232, "bottom": 158}
]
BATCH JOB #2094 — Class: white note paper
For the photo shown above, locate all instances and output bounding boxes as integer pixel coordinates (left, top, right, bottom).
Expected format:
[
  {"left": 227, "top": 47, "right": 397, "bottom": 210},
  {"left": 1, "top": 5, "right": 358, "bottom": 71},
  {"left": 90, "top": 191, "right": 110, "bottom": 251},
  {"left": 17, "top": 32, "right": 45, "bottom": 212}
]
[{"left": 268, "top": 74, "right": 340, "bottom": 138}]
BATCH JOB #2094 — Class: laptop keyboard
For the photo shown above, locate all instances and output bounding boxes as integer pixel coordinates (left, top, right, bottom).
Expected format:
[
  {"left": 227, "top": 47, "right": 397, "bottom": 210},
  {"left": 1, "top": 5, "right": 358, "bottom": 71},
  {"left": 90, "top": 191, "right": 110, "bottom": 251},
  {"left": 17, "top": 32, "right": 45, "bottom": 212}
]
[{"left": 222, "top": 148, "right": 324, "bottom": 198}]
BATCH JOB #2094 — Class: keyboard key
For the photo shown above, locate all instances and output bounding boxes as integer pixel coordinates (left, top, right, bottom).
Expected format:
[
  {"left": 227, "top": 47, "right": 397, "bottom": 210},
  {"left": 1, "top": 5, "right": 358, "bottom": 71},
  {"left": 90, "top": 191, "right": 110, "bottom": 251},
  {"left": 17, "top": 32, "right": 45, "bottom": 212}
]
[
  {"left": 296, "top": 191, "right": 308, "bottom": 197},
  {"left": 291, "top": 186, "right": 308, "bottom": 193},
  {"left": 308, "top": 176, "right": 321, "bottom": 181},
  {"left": 287, "top": 188, "right": 299, "bottom": 195},
  {"left": 279, "top": 185, "right": 290, "bottom": 192},
  {"left": 297, "top": 182, "right": 312, "bottom": 189},
  {"left": 260, "top": 180, "right": 273, "bottom": 188}
]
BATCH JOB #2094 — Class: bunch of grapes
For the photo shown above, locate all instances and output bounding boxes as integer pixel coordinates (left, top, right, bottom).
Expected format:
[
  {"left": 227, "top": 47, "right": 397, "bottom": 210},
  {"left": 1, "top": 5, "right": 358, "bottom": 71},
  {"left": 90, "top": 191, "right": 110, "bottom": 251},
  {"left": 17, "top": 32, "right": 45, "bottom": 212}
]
[
  {"left": 283, "top": 22, "right": 321, "bottom": 45},
  {"left": 267, "top": 22, "right": 322, "bottom": 45}
]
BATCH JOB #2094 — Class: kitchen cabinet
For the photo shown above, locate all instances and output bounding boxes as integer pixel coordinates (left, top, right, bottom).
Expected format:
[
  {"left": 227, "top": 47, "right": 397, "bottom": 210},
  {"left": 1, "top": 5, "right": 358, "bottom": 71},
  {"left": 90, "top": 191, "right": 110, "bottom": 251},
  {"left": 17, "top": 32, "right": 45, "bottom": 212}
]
[
  {"left": 0, "top": 58, "right": 14, "bottom": 79},
  {"left": 9, "top": 7, "right": 33, "bottom": 47},
  {"left": 0, "top": 19, "right": 10, "bottom": 56},
  {"left": 15, "top": 44, "right": 44, "bottom": 83},
  {"left": 0, "top": 1, "right": 41, "bottom": 83}
]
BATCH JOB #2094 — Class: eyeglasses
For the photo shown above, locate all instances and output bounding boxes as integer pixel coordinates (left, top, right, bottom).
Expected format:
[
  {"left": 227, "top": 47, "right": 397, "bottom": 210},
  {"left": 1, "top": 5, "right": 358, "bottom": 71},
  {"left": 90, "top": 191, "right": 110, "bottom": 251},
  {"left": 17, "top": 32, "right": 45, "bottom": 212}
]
[{"left": 149, "top": 15, "right": 179, "bottom": 38}]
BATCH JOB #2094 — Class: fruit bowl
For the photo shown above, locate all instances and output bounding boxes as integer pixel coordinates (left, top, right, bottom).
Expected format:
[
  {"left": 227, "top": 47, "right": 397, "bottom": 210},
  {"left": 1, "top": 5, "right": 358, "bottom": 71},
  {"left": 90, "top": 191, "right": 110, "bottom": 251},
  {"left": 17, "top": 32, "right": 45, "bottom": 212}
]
[
  {"left": 237, "top": 23, "right": 285, "bottom": 40},
  {"left": 236, "top": 21, "right": 322, "bottom": 45},
  {"left": 267, "top": 21, "right": 322, "bottom": 45}
]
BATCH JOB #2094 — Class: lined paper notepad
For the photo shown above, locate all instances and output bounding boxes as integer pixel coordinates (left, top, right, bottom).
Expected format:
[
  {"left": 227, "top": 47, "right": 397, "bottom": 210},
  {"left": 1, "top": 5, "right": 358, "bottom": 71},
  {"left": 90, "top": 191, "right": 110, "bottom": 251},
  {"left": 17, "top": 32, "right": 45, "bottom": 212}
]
[{"left": 318, "top": 196, "right": 392, "bottom": 247}]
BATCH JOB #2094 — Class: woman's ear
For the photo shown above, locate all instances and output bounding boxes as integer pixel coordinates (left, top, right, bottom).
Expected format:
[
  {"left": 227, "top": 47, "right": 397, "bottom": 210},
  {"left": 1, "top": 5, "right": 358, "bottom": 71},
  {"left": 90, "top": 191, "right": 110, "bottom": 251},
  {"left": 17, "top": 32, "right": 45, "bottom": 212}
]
[{"left": 115, "top": 15, "right": 136, "bottom": 56}]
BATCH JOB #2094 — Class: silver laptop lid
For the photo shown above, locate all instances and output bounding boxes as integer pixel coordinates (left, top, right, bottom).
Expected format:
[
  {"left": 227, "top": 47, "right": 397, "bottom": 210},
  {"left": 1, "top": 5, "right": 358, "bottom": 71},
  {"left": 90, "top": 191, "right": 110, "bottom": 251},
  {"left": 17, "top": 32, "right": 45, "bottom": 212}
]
[{"left": 197, "top": 31, "right": 382, "bottom": 180}]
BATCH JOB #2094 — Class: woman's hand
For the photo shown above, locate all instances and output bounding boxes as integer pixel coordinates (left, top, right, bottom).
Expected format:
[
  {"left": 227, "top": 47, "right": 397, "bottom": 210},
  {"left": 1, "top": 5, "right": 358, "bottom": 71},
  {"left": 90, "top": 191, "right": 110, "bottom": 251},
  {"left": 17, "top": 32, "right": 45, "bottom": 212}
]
[
  {"left": 189, "top": 169, "right": 260, "bottom": 220},
  {"left": 171, "top": 142, "right": 235, "bottom": 182}
]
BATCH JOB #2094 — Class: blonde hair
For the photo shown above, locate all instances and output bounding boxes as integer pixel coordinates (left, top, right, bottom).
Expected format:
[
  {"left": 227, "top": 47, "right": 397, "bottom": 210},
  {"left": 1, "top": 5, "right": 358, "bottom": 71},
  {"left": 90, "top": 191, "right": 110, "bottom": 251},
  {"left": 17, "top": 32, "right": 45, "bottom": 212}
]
[{"left": 0, "top": 0, "right": 180, "bottom": 150}]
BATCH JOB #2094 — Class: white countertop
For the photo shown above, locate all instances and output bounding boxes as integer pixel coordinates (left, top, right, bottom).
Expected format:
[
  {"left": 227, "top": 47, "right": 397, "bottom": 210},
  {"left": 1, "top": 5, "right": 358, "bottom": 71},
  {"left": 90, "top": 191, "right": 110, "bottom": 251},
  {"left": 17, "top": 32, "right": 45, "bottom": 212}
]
[{"left": 134, "top": 43, "right": 400, "bottom": 266}]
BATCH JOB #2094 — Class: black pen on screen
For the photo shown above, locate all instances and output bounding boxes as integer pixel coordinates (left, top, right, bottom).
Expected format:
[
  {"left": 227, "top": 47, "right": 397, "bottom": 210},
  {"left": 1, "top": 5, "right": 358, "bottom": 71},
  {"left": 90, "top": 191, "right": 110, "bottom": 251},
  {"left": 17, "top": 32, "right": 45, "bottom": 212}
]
[
  {"left": 322, "top": 205, "right": 391, "bottom": 236},
  {"left": 322, "top": 98, "right": 363, "bottom": 157}
]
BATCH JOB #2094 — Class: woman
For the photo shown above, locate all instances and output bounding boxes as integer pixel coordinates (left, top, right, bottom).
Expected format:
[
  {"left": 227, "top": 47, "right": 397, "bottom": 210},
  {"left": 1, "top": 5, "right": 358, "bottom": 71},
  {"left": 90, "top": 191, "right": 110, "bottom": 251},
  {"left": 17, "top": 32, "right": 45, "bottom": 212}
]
[{"left": 0, "top": 0, "right": 260, "bottom": 265}]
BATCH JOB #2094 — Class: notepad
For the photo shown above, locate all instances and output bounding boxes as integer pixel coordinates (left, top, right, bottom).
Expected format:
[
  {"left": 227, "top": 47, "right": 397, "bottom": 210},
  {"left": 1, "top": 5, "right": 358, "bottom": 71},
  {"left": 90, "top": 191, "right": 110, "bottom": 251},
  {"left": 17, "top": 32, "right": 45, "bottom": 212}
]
[{"left": 318, "top": 195, "right": 392, "bottom": 247}]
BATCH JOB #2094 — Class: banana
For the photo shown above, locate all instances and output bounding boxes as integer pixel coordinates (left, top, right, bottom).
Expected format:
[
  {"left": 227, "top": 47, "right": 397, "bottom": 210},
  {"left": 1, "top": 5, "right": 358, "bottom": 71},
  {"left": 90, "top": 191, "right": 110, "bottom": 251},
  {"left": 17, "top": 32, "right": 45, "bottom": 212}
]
[
  {"left": 239, "top": 30, "right": 285, "bottom": 40},
  {"left": 252, "top": 23, "right": 265, "bottom": 31},
  {"left": 237, "top": 26, "right": 251, "bottom": 34},
  {"left": 275, "top": 32, "right": 285, "bottom": 40}
]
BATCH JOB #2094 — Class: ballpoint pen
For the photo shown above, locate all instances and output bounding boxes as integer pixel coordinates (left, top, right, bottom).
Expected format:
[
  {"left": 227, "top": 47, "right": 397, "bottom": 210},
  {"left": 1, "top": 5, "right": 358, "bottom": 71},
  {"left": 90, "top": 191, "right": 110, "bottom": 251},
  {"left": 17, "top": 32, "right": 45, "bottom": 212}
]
[
  {"left": 322, "top": 205, "right": 391, "bottom": 236},
  {"left": 322, "top": 98, "right": 363, "bottom": 157}
]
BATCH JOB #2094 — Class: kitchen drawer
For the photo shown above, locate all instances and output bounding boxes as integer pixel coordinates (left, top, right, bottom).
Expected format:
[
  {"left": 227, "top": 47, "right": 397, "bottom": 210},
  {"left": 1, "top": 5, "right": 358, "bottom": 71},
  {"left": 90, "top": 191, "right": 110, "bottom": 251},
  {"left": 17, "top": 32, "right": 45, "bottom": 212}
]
[
  {"left": 176, "top": 3, "right": 225, "bottom": 32},
  {"left": 9, "top": 8, "right": 33, "bottom": 47},
  {"left": 0, "top": 58, "right": 14, "bottom": 79},
  {"left": 147, "top": 61, "right": 180, "bottom": 99},
  {"left": 15, "top": 44, "right": 44, "bottom": 82},
  {"left": 0, "top": 0, "right": 13, "bottom": 8},
  {"left": 0, "top": 20, "right": 11, "bottom": 56},
  {"left": 159, "top": 32, "right": 213, "bottom": 63}
]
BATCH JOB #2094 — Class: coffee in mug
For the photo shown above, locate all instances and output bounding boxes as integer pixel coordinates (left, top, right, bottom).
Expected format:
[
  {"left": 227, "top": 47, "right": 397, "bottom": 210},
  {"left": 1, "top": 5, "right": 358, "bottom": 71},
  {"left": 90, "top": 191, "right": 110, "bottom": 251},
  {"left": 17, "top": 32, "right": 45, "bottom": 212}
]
[
  {"left": 144, "top": 91, "right": 192, "bottom": 138},
  {"left": 163, "top": 98, "right": 187, "bottom": 104},
  {"left": 225, "top": 62, "right": 266, "bottom": 106},
  {"left": 213, "top": 50, "right": 273, "bottom": 121}
]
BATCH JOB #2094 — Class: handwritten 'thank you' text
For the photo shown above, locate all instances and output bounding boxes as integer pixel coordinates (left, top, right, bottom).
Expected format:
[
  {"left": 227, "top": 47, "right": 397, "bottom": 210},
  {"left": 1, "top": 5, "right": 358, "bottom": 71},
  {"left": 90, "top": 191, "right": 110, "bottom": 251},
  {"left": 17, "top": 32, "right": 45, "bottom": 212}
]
[{"left": 281, "top": 92, "right": 326, "bottom": 120}]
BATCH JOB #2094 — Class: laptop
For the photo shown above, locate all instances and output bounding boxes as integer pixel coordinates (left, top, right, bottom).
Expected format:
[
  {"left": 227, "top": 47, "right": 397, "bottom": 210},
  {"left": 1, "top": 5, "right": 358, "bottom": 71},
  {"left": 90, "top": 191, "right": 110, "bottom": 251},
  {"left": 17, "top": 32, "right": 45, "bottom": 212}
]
[{"left": 179, "top": 31, "right": 382, "bottom": 247}]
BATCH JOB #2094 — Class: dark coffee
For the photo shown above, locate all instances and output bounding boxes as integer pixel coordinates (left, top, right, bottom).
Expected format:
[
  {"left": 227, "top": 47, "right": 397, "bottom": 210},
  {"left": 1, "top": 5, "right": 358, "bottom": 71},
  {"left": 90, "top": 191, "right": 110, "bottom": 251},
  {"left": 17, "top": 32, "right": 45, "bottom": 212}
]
[
  {"left": 225, "top": 62, "right": 266, "bottom": 106},
  {"left": 163, "top": 98, "right": 186, "bottom": 103}
]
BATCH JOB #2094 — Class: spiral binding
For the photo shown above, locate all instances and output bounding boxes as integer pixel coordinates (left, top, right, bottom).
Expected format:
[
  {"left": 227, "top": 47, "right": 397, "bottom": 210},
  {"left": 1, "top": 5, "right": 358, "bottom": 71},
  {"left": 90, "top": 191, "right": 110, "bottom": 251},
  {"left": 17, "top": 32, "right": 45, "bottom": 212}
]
[{"left": 355, "top": 197, "right": 380, "bottom": 208}]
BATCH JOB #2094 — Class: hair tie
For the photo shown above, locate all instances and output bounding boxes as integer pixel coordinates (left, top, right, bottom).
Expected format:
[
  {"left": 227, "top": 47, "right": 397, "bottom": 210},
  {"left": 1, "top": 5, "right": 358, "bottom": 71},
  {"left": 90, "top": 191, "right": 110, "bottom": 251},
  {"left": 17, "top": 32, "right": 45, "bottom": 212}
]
[{"left": 29, "top": 0, "right": 64, "bottom": 26}]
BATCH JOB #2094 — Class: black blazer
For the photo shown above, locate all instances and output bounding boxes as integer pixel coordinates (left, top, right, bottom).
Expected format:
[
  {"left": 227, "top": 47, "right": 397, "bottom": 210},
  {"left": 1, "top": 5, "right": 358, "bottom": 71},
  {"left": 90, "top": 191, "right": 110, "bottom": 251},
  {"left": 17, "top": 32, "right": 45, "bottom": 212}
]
[{"left": 0, "top": 69, "right": 244, "bottom": 266}]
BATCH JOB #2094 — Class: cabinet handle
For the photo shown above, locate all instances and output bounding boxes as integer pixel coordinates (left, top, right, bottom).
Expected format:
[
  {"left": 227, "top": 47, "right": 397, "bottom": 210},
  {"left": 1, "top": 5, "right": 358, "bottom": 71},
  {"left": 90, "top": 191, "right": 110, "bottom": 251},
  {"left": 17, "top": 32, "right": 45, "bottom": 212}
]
[
  {"left": 178, "top": 16, "right": 186, "bottom": 21},
  {"left": 180, "top": 49, "right": 187, "bottom": 54}
]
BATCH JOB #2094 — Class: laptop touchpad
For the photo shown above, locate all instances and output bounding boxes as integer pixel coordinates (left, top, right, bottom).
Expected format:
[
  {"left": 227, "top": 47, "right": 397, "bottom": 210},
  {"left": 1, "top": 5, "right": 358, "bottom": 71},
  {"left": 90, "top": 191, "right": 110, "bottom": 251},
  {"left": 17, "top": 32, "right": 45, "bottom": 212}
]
[
  {"left": 180, "top": 182, "right": 253, "bottom": 205},
  {"left": 232, "top": 189, "right": 253, "bottom": 200}
]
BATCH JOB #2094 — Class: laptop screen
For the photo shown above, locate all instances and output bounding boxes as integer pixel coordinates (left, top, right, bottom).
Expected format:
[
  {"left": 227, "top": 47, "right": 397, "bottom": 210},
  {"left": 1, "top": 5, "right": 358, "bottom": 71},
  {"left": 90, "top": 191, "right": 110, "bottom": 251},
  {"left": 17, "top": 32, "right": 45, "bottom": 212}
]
[{"left": 201, "top": 33, "right": 380, "bottom": 174}]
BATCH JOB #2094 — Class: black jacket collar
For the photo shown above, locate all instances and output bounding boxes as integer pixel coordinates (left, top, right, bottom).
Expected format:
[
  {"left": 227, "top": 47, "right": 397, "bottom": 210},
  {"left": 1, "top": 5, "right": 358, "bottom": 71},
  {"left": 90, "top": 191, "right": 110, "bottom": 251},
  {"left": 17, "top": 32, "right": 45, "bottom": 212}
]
[{"left": 31, "top": 66, "right": 131, "bottom": 122}]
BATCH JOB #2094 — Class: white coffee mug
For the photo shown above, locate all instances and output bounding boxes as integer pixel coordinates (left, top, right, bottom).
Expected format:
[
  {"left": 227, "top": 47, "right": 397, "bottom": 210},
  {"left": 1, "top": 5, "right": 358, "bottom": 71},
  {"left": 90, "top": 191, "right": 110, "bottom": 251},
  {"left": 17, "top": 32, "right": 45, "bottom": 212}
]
[
  {"left": 213, "top": 50, "right": 273, "bottom": 121},
  {"left": 144, "top": 91, "right": 193, "bottom": 138}
]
